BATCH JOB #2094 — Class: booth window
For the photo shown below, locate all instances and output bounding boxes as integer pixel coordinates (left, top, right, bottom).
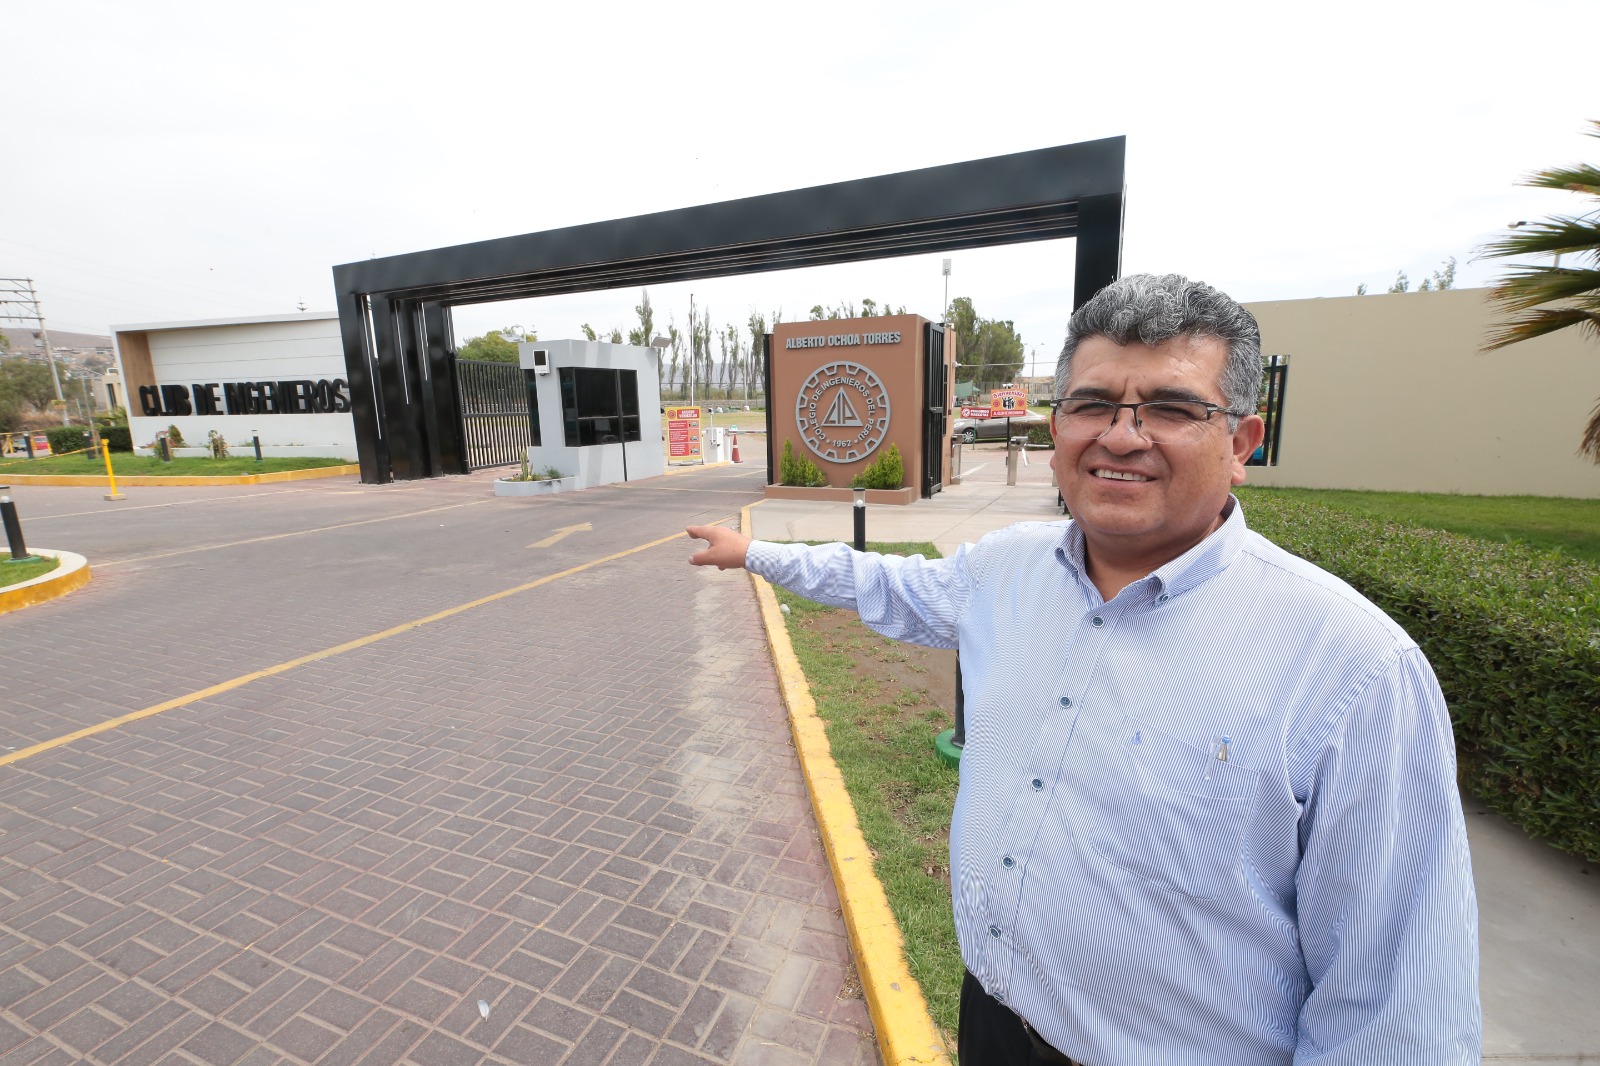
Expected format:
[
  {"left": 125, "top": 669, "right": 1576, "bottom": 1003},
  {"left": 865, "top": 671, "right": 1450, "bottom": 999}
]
[{"left": 560, "top": 367, "right": 640, "bottom": 447}]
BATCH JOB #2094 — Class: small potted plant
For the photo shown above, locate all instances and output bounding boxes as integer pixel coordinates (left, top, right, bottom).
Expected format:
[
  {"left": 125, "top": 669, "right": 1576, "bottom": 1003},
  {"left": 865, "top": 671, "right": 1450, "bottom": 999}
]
[{"left": 494, "top": 457, "right": 577, "bottom": 497}]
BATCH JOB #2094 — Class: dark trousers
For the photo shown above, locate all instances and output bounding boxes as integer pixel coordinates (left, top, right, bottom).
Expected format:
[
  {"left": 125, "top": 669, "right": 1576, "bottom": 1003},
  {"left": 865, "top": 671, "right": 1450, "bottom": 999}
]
[{"left": 958, "top": 970, "right": 1085, "bottom": 1066}]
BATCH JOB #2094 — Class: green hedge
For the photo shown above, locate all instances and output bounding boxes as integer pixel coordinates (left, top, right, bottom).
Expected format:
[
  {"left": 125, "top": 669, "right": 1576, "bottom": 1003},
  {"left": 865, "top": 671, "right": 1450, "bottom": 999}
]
[
  {"left": 1026, "top": 424, "right": 1053, "bottom": 447},
  {"left": 1242, "top": 492, "right": 1600, "bottom": 862},
  {"left": 45, "top": 427, "right": 89, "bottom": 455},
  {"left": 99, "top": 426, "right": 133, "bottom": 452},
  {"left": 852, "top": 443, "right": 904, "bottom": 489}
]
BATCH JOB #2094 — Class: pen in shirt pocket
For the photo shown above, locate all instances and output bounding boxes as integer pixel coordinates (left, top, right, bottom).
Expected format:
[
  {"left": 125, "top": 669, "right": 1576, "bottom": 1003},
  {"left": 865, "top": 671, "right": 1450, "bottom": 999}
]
[{"left": 1205, "top": 735, "right": 1230, "bottom": 779}]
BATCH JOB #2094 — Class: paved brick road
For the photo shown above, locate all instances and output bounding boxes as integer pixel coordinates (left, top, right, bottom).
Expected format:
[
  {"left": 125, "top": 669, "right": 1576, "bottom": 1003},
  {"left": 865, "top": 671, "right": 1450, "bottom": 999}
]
[{"left": 0, "top": 467, "right": 879, "bottom": 1065}]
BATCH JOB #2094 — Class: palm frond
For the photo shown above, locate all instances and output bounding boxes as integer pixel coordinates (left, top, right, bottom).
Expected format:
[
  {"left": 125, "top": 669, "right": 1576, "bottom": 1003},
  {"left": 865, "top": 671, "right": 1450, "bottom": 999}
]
[
  {"left": 1523, "top": 163, "right": 1600, "bottom": 197},
  {"left": 1481, "top": 305, "right": 1600, "bottom": 351},
  {"left": 1485, "top": 265, "right": 1600, "bottom": 312},
  {"left": 1583, "top": 398, "right": 1600, "bottom": 463},
  {"left": 1479, "top": 216, "right": 1600, "bottom": 261}
]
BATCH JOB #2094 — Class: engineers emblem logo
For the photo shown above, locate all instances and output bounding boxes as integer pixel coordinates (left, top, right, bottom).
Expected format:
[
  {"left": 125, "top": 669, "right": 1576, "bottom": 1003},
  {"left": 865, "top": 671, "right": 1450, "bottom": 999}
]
[{"left": 795, "top": 361, "right": 891, "bottom": 463}]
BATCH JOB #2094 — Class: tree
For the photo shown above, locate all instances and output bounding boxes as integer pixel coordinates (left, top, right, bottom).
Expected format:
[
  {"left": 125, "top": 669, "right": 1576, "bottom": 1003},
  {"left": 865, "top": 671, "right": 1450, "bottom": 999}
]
[
  {"left": 626, "top": 290, "right": 655, "bottom": 348},
  {"left": 947, "top": 296, "right": 1023, "bottom": 387},
  {"left": 1480, "top": 119, "right": 1600, "bottom": 460},
  {"left": 1387, "top": 271, "right": 1410, "bottom": 294},
  {"left": 579, "top": 324, "right": 600, "bottom": 341},
  {"left": 0, "top": 358, "right": 55, "bottom": 432},
  {"left": 456, "top": 330, "right": 522, "bottom": 363}
]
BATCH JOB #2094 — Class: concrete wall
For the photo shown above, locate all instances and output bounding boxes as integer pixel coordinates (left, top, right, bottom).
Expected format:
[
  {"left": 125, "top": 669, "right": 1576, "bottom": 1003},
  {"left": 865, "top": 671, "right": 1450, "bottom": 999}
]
[
  {"left": 1242, "top": 288, "right": 1600, "bottom": 499},
  {"left": 519, "top": 340, "right": 664, "bottom": 489},
  {"left": 114, "top": 313, "right": 356, "bottom": 458}
]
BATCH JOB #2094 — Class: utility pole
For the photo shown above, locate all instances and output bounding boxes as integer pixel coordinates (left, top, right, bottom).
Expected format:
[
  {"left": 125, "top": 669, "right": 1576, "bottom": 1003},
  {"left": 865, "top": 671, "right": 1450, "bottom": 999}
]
[
  {"left": 689, "top": 293, "right": 696, "bottom": 406},
  {"left": 942, "top": 258, "right": 952, "bottom": 323},
  {"left": 0, "top": 279, "right": 69, "bottom": 424}
]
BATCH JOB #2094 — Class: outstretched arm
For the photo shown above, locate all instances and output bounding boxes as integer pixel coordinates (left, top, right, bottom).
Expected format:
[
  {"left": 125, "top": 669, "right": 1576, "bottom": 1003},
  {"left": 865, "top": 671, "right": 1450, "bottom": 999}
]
[{"left": 686, "top": 524, "right": 751, "bottom": 570}]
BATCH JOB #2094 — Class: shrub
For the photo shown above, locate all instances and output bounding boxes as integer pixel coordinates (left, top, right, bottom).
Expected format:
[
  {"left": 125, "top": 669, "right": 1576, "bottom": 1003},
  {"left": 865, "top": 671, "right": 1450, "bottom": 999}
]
[
  {"left": 166, "top": 424, "right": 187, "bottom": 448},
  {"left": 207, "top": 430, "right": 229, "bottom": 459},
  {"left": 45, "top": 427, "right": 89, "bottom": 455},
  {"left": 780, "top": 439, "right": 828, "bottom": 487},
  {"left": 99, "top": 426, "right": 132, "bottom": 452},
  {"left": 1026, "top": 423, "right": 1053, "bottom": 447},
  {"left": 852, "top": 443, "right": 904, "bottom": 490},
  {"left": 1241, "top": 491, "right": 1600, "bottom": 862}
]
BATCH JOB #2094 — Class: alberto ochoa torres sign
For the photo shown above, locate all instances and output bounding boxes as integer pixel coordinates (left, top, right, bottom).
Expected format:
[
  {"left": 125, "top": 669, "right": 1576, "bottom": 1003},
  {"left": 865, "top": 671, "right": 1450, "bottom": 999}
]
[{"left": 137, "top": 379, "right": 353, "bottom": 418}]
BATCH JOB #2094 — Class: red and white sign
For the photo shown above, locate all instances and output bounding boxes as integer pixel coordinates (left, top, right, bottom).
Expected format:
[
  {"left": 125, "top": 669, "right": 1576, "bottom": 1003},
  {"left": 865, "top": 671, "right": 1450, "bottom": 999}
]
[
  {"left": 960, "top": 405, "right": 991, "bottom": 420},
  {"left": 30, "top": 433, "right": 52, "bottom": 457},
  {"left": 989, "top": 388, "right": 1028, "bottom": 417},
  {"left": 666, "top": 406, "right": 702, "bottom": 460}
]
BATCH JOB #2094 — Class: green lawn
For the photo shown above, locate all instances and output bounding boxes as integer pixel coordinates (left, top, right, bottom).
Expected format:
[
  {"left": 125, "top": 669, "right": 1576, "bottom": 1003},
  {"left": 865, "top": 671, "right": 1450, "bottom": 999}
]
[
  {"left": 0, "top": 454, "right": 351, "bottom": 476},
  {"left": 1238, "top": 486, "right": 1600, "bottom": 567},
  {"left": 1, "top": 553, "right": 59, "bottom": 587},
  {"left": 773, "top": 541, "right": 963, "bottom": 1044}
]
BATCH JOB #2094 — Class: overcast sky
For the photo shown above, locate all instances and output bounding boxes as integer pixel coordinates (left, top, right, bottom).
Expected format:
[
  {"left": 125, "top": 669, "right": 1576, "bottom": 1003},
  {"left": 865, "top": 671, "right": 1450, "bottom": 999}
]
[{"left": 8, "top": 0, "right": 1596, "bottom": 377}]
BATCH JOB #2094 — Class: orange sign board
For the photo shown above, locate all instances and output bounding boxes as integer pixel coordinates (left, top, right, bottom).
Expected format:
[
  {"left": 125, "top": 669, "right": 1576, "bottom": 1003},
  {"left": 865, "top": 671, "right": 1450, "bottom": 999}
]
[
  {"left": 666, "top": 406, "right": 702, "bottom": 460},
  {"left": 30, "top": 433, "right": 52, "bottom": 457},
  {"left": 989, "top": 389, "right": 1028, "bottom": 418}
]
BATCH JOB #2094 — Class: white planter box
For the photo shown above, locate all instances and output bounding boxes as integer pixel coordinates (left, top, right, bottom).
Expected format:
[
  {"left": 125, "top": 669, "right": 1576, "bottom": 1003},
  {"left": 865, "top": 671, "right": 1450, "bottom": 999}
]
[{"left": 494, "top": 476, "right": 577, "bottom": 497}]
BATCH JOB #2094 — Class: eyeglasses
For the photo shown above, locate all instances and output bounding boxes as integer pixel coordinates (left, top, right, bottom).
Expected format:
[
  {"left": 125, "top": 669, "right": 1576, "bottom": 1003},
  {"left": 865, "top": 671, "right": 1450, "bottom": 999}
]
[{"left": 1050, "top": 397, "right": 1246, "bottom": 444}]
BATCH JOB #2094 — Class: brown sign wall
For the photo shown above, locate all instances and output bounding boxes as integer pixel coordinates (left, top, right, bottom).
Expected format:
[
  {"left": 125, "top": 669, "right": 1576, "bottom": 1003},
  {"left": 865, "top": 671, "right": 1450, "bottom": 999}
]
[{"left": 769, "top": 314, "right": 946, "bottom": 495}]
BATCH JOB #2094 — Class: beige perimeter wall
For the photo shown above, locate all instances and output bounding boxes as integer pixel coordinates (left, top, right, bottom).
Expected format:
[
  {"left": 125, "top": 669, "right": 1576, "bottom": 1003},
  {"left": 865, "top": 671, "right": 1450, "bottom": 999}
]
[{"left": 1242, "top": 288, "right": 1600, "bottom": 499}]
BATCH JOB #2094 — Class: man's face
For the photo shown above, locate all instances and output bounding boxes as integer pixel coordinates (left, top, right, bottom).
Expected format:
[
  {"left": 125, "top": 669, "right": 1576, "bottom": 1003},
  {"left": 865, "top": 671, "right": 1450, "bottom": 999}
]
[{"left": 1049, "top": 334, "right": 1265, "bottom": 576}]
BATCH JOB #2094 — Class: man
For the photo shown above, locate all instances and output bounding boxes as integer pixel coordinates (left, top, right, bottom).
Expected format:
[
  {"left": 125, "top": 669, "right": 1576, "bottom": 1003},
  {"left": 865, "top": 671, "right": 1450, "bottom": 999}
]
[{"left": 688, "top": 274, "right": 1480, "bottom": 1064}]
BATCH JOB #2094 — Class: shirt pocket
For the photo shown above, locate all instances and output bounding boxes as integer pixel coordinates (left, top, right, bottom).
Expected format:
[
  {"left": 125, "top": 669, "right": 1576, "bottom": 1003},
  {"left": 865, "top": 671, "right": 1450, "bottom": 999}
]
[{"left": 1089, "top": 717, "right": 1260, "bottom": 901}]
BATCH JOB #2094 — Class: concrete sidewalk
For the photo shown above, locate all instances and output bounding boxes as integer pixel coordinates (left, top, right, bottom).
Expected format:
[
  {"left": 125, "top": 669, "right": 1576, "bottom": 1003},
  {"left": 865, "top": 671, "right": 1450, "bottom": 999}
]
[{"left": 751, "top": 470, "right": 1600, "bottom": 1064}]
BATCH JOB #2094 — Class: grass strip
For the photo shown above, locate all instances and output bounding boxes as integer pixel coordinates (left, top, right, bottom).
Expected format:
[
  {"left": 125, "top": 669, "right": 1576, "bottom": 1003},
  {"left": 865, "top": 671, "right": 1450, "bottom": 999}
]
[
  {"left": 0, "top": 455, "right": 350, "bottom": 476},
  {"left": 0, "top": 553, "right": 60, "bottom": 587},
  {"left": 773, "top": 540, "right": 963, "bottom": 1043},
  {"left": 1239, "top": 486, "right": 1600, "bottom": 567}
]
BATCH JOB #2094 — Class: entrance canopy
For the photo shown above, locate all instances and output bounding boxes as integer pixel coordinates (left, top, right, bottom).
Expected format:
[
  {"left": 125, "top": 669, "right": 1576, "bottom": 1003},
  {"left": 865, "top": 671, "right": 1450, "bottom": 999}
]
[{"left": 331, "top": 138, "right": 1125, "bottom": 483}]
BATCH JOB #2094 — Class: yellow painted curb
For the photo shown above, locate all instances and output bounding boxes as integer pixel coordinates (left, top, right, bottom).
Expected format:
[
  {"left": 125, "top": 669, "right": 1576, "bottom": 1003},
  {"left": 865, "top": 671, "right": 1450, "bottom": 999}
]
[
  {"left": 0, "top": 464, "right": 360, "bottom": 487},
  {"left": 0, "top": 549, "right": 90, "bottom": 616},
  {"left": 742, "top": 505, "right": 953, "bottom": 1066}
]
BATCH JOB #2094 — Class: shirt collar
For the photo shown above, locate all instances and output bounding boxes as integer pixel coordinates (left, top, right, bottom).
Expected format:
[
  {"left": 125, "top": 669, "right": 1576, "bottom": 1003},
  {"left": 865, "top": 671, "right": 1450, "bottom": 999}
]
[{"left": 1056, "top": 495, "right": 1250, "bottom": 601}]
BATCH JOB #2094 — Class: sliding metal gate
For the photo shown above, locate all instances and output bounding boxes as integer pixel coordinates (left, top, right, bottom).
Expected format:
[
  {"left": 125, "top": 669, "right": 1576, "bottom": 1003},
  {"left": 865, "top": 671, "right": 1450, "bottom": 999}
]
[{"left": 454, "top": 357, "right": 534, "bottom": 471}]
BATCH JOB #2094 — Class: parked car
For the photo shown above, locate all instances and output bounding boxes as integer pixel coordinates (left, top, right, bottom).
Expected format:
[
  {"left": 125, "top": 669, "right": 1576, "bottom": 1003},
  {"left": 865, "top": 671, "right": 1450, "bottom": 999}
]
[{"left": 952, "top": 410, "right": 1048, "bottom": 444}]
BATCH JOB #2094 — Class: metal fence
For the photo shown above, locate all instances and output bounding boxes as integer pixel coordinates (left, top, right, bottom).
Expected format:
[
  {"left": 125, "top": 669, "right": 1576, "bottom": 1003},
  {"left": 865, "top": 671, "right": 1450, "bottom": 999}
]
[{"left": 455, "top": 359, "right": 533, "bottom": 471}]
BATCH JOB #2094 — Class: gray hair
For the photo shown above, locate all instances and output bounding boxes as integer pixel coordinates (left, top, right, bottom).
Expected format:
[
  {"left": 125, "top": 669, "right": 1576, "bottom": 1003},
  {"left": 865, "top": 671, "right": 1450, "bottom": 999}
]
[{"left": 1055, "top": 274, "right": 1263, "bottom": 425}]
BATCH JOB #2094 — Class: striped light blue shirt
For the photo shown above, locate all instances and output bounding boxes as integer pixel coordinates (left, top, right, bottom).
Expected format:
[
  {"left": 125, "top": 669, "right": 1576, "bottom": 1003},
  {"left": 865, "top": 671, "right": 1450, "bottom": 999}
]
[{"left": 747, "top": 499, "right": 1480, "bottom": 1065}]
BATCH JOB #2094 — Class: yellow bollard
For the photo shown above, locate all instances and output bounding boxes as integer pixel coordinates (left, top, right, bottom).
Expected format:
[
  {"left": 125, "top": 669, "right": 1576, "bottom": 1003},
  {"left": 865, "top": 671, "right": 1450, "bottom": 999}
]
[{"left": 101, "top": 441, "right": 126, "bottom": 502}]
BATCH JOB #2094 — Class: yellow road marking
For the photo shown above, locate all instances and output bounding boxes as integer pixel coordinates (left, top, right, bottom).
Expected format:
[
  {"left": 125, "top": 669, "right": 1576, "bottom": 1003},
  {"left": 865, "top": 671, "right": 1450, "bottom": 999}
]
[
  {"left": 526, "top": 522, "right": 591, "bottom": 548},
  {"left": 0, "top": 524, "right": 717, "bottom": 769},
  {"left": 95, "top": 500, "right": 494, "bottom": 567},
  {"left": 26, "top": 486, "right": 318, "bottom": 521},
  {"left": 743, "top": 502, "right": 951, "bottom": 1065}
]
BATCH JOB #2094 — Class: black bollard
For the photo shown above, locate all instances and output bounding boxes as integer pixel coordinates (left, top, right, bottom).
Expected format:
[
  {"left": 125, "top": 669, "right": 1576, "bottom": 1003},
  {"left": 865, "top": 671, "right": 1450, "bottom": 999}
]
[
  {"left": 1, "top": 487, "right": 37, "bottom": 563},
  {"left": 852, "top": 487, "right": 866, "bottom": 552},
  {"left": 252, "top": 433, "right": 263, "bottom": 462}
]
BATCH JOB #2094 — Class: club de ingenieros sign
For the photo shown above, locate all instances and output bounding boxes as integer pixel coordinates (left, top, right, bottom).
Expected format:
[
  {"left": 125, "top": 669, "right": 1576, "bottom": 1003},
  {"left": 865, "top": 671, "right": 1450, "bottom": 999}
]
[{"left": 137, "top": 379, "right": 353, "bottom": 418}]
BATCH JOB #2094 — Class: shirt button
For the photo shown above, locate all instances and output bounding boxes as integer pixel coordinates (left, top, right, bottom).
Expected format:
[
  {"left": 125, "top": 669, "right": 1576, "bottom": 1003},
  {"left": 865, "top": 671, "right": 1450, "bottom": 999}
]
[
  {"left": 1030, "top": 778, "right": 1043, "bottom": 791},
  {"left": 1091, "top": 616, "right": 1105, "bottom": 628},
  {"left": 989, "top": 924, "right": 1002, "bottom": 939},
  {"left": 1158, "top": 592, "right": 1170, "bottom": 603},
  {"left": 1058, "top": 695, "right": 1072, "bottom": 709},
  {"left": 1002, "top": 856, "right": 1015, "bottom": 869}
]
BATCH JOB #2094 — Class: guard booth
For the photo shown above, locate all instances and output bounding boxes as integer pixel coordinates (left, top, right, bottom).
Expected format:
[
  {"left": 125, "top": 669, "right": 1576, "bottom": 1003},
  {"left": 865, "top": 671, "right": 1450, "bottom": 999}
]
[
  {"left": 517, "top": 339, "right": 664, "bottom": 489},
  {"left": 764, "top": 315, "right": 953, "bottom": 502}
]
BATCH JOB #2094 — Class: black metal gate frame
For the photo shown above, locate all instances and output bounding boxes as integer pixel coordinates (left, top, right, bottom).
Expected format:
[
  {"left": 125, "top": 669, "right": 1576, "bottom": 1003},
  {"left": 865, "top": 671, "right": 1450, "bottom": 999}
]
[{"left": 331, "top": 138, "right": 1125, "bottom": 484}]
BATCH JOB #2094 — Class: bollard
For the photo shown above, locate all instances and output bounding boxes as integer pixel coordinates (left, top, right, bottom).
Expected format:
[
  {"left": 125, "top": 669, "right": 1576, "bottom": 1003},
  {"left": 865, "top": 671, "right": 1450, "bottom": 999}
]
[
  {"left": 253, "top": 432, "right": 263, "bottom": 462},
  {"left": 1, "top": 487, "right": 37, "bottom": 563},
  {"left": 935, "top": 657, "right": 965, "bottom": 766},
  {"left": 1006, "top": 437, "right": 1019, "bottom": 486},
  {"left": 23, "top": 435, "right": 34, "bottom": 459},
  {"left": 101, "top": 441, "right": 126, "bottom": 502},
  {"left": 852, "top": 486, "right": 867, "bottom": 552}
]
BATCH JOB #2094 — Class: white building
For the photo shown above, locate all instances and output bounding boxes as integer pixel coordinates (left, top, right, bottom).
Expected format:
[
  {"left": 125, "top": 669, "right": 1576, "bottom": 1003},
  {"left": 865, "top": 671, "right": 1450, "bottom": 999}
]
[
  {"left": 519, "top": 339, "right": 664, "bottom": 489},
  {"left": 113, "top": 312, "right": 357, "bottom": 459}
]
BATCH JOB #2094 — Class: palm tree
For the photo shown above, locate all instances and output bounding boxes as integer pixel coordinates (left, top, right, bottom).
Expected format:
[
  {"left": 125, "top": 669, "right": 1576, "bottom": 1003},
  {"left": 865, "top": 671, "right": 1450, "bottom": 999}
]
[{"left": 1480, "top": 119, "right": 1600, "bottom": 460}]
